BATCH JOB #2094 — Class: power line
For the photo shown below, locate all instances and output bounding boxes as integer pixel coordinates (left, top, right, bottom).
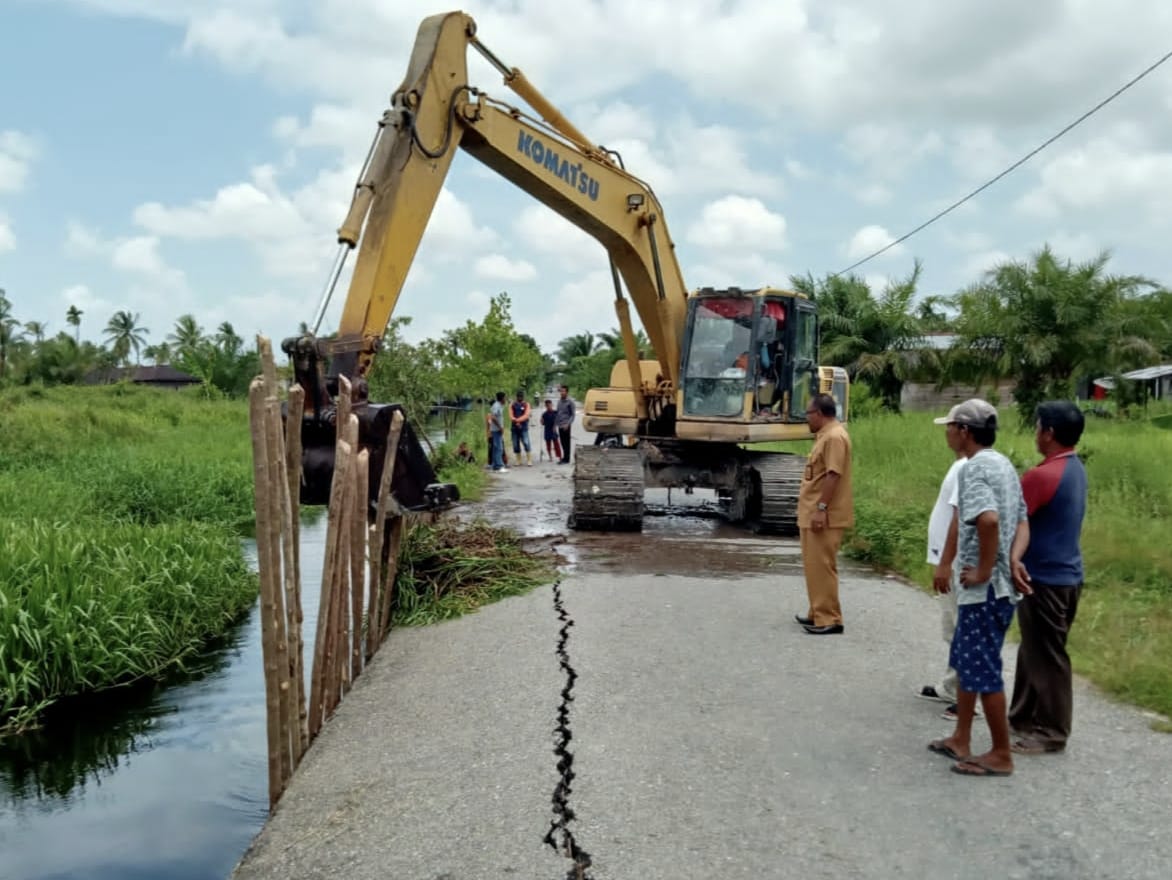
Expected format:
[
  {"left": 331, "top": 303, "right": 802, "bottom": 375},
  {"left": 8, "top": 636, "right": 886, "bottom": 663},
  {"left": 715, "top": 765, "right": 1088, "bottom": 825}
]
[{"left": 834, "top": 46, "right": 1172, "bottom": 277}]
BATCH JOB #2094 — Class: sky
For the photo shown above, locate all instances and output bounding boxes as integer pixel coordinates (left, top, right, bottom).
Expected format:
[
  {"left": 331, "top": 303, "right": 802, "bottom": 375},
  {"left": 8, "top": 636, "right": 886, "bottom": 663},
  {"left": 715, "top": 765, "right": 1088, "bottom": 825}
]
[{"left": 2, "top": 0, "right": 1172, "bottom": 356}]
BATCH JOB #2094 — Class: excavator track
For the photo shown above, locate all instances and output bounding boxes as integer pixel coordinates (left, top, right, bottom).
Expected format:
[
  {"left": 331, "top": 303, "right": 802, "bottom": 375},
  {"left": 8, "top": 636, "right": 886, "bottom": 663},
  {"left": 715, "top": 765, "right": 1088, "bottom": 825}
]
[
  {"left": 747, "top": 451, "right": 806, "bottom": 536},
  {"left": 568, "top": 446, "right": 645, "bottom": 532}
]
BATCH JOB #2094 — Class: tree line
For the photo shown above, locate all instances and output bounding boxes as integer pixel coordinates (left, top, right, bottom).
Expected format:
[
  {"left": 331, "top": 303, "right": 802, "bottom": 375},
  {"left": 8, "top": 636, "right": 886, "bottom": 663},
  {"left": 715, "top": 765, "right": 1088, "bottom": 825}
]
[
  {"left": 5, "top": 244, "right": 1171, "bottom": 422},
  {"left": 0, "top": 292, "right": 258, "bottom": 397},
  {"left": 789, "top": 246, "right": 1172, "bottom": 422}
]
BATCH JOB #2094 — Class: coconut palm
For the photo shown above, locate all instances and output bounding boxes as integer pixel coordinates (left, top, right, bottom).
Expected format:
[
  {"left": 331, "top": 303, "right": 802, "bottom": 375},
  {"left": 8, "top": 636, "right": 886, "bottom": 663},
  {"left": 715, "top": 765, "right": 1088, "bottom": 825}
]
[
  {"left": 24, "top": 321, "right": 47, "bottom": 346},
  {"left": 103, "top": 310, "right": 150, "bottom": 366},
  {"left": 0, "top": 290, "right": 22, "bottom": 378},
  {"left": 143, "top": 342, "right": 174, "bottom": 365},
  {"left": 167, "top": 314, "right": 204, "bottom": 359},
  {"left": 215, "top": 321, "right": 242, "bottom": 356},
  {"left": 66, "top": 305, "right": 83, "bottom": 342}
]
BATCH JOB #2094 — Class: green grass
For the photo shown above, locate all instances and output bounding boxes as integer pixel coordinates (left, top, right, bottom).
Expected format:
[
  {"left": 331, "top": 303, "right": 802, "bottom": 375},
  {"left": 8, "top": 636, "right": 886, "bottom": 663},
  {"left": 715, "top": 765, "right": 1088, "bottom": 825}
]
[
  {"left": 835, "top": 409, "right": 1172, "bottom": 722},
  {"left": 0, "top": 520, "right": 256, "bottom": 731},
  {"left": 0, "top": 384, "right": 258, "bottom": 732},
  {"left": 0, "top": 386, "right": 542, "bottom": 732}
]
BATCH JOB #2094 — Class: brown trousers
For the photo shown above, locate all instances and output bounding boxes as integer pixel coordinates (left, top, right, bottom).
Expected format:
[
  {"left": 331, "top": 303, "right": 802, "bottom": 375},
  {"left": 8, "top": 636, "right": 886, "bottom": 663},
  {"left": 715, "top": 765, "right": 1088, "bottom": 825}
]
[
  {"left": 800, "top": 527, "right": 844, "bottom": 626},
  {"left": 1009, "top": 582, "right": 1082, "bottom": 747}
]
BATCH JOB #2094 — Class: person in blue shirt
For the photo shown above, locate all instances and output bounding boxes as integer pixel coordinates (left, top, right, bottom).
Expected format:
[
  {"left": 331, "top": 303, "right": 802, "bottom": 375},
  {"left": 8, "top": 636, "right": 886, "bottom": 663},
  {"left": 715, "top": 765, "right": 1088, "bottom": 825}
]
[{"left": 1009, "top": 400, "right": 1089, "bottom": 755}]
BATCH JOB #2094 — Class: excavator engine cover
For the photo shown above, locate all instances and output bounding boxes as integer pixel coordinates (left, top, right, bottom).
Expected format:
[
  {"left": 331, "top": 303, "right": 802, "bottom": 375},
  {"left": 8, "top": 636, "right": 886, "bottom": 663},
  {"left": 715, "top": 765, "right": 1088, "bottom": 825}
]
[{"left": 292, "top": 402, "right": 459, "bottom": 514}]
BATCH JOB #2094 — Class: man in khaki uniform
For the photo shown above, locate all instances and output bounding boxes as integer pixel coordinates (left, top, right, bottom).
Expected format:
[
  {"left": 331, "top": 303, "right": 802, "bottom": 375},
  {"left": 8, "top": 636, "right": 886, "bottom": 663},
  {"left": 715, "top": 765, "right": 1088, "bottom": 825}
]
[{"left": 795, "top": 393, "right": 854, "bottom": 635}]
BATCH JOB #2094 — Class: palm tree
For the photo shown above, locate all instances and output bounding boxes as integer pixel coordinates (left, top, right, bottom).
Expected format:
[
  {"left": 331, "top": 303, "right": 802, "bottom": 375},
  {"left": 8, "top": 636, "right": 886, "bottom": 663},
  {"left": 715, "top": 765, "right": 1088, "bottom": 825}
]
[
  {"left": 596, "top": 326, "right": 655, "bottom": 359},
  {"left": 555, "top": 331, "right": 600, "bottom": 365},
  {"left": 167, "top": 313, "right": 204, "bottom": 358},
  {"left": 66, "top": 305, "right": 83, "bottom": 342},
  {"left": 24, "top": 321, "right": 47, "bottom": 346},
  {"left": 143, "top": 342, "right": 173, "bottom": 365},
  {"left": 215, "top": 321, "right": 242, "bottom": 356},
  {"left": 104, "top": 310, "right": 150, "bottom": 366},
  {"left": 791, "top": 261, "right": 931, "bottom": 411},
  {"left": 953, "top": 245, "right": 1159, "bottom": 422},
  {"left": 0, "top": 290, "right": 21, "bottom": 379}
]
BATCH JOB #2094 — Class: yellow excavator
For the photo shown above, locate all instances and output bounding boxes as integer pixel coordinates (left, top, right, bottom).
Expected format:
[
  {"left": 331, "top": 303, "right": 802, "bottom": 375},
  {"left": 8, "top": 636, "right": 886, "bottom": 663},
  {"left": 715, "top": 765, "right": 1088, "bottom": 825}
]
[{"left": 283, "top": 10, "right": 849, "bottom": 534}]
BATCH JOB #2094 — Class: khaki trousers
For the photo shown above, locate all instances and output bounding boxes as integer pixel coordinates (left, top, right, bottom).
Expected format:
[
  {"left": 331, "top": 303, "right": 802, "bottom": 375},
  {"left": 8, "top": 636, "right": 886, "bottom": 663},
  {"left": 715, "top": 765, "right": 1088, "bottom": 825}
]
[{"left": 800, "top": 527, "right": 844, "bottom": 626}]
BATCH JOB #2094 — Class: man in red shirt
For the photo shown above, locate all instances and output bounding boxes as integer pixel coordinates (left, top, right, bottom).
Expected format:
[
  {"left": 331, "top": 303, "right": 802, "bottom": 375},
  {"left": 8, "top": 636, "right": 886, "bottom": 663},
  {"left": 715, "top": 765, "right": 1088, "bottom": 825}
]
[{"left": 1009, "top": 400, "right": 1088, "bottom": 755}]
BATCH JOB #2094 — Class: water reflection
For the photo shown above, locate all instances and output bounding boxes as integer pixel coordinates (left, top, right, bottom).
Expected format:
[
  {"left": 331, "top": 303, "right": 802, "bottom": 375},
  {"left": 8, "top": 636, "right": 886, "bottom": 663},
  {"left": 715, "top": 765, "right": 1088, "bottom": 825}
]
[{"left": 0, "top": 518, "right": 327, "bottom": 880}]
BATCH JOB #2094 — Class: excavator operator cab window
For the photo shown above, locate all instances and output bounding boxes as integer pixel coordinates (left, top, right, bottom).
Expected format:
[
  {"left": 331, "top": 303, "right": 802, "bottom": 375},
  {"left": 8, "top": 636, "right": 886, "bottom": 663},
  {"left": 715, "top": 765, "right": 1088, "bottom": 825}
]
[
  {"left": 682, "top": 296, "right": 755, "bottom": 417},
  {"left": 789, "top": 304, "right": 819, "bottom": 420}
]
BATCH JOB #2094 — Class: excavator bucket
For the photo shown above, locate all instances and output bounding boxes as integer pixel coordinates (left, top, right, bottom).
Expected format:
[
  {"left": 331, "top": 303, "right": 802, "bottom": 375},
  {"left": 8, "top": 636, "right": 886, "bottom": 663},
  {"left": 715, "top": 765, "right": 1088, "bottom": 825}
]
[
  {"left": 293, "top": 402, "right": 459, "bottom": 513},
  {"left": 281, "top": 335, "right": 459, "bottom": 516}
]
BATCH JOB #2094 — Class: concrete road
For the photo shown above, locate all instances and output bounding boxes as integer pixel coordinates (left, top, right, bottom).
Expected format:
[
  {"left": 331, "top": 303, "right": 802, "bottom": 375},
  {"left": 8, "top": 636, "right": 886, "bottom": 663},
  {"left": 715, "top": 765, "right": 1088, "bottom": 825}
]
[{"left": 232, "top": 422, "right": 1172, "bottom": 880}]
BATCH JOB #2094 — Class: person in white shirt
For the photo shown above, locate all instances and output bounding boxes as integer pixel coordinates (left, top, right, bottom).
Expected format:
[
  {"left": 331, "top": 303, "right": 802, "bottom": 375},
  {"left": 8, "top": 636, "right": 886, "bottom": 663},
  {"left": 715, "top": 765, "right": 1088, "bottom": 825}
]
[{"left": 915, "top": 404, "right": 975, "bottom": 721}]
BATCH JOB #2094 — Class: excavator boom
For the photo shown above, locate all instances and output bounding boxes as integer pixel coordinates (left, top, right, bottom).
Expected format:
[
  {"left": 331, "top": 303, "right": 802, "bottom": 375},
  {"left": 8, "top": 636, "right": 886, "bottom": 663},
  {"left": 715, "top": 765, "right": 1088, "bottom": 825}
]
[{"left": 285, "top": 10, "right": 848, "bottom": 535}]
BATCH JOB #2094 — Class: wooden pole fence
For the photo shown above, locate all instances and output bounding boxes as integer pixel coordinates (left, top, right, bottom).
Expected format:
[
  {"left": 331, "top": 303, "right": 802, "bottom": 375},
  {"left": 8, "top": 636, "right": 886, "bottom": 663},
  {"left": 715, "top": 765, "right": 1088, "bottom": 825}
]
[{"left": 248, "top": 337, "right": 412, "bottom": 809}]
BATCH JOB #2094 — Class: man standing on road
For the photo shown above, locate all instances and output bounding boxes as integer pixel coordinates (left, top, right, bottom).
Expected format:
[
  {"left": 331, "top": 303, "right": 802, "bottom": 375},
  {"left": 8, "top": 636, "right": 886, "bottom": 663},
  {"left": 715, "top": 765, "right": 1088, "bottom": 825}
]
[
  {"left": 795, "top": 393, "right": 853, "bottom": 635},
  {"left": 555, "top": 385, "right": 575, "bottom": 465},
  {"left": 489, "top": 391, "right": 509, "bottom": 473},
  {"left": 1009, "top": 400, "right": 1088, "bottom": 756},
  {"left": 926, "top": 399, "right": 1031, "bottom": 778},
  {"left": 917, "top": 405, "right": 969, "bottom": 715},
  {"left": 510, "top": 390, "right": 533, "bottom": 467}
]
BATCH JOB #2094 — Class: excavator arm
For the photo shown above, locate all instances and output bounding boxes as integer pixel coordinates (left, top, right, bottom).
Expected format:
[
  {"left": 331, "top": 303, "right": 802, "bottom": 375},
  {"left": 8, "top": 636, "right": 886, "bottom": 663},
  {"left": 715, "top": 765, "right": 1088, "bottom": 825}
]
[{"left": 320, "top": 11, "right": 689, "bottom": 415}]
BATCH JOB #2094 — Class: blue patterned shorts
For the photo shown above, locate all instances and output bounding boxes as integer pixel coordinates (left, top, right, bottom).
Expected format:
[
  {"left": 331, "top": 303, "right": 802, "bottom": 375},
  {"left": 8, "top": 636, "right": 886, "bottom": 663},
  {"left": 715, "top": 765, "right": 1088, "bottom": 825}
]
[{"left": 949, "top": 587, "right": 1016, "bottom": 694}]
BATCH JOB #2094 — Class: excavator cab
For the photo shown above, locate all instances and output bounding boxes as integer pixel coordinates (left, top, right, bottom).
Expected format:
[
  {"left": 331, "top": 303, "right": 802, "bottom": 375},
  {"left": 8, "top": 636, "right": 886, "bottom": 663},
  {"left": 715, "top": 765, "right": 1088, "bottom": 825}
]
[{"left": 674, "top": 287, "right": 842, "bottom": 441}]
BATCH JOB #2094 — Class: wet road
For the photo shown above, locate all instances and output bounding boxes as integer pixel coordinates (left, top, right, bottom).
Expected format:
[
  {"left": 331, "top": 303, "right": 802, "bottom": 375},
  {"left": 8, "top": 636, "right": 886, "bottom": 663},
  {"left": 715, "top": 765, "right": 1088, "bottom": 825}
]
[{"left": 232, "top": 427, "right": 1172, "bottom": 880}]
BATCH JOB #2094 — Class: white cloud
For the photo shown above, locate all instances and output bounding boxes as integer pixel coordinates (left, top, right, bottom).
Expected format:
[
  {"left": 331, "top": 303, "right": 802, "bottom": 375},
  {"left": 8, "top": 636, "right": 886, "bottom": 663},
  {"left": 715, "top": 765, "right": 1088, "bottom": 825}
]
[
  {"left": 685, "top": 252, "right": 791, "bottom": 293},
  {"left": 686, "top": 196, "right": 787, "bottom": 252},
  {"left": 517, "top": 269, "right": 618, "bottom": 352},
  {"left": 845, "top": 224, "right": 903, "bottom": 261},
  {"left": 0, "top": 131, "right": 37, "bottom": 193},
  {"left": 854, "top": 183, "right": 892, "bottom": 206},
  {"left": 65, "top": 221, "right": 104, "bottom": 256},
  {"left": 0, "top": 215, "right": 14, "bottom": 252},
  {"left": 1015, "top": 128, "right": 1172, "bottom": 223},
  {"left": 62, "top": 222, "right": 186, "bottom": 291},
  {"left": 785, "top": 159, "right": 813, "bottom": 181},
  {"left": 512, "top": 204, "right": 604, "bottom": 272},
  {"left": 474, "top": 254, "right": 538, "bottom": 282},
  {"left": 960, "top": 249, "right": 1012, "bottom": 280}
]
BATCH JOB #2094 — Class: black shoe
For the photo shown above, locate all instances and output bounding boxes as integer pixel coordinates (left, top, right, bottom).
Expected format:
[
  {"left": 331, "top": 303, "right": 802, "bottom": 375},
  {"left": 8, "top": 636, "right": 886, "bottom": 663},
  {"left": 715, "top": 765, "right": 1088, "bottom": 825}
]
[
  {"left": 802, "top": 623, "right": 844, "bottom": 635},
  {"left": 794, "top": 614, "right": 814, "bottom": 626}
]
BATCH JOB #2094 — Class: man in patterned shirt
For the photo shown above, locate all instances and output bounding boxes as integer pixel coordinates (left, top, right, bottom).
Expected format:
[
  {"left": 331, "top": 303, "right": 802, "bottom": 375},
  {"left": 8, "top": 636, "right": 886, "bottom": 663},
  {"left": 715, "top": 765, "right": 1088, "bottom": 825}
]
[{"left": 926, "top": 399, "right": 1032, "bottom": 778}]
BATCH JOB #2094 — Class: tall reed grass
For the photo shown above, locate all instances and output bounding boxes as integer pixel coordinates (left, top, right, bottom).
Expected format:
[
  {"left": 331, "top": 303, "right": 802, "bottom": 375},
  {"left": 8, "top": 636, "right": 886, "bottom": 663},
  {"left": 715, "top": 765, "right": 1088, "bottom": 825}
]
[{"left": 0, "top": 385, "right": 257, "bottom": 732}]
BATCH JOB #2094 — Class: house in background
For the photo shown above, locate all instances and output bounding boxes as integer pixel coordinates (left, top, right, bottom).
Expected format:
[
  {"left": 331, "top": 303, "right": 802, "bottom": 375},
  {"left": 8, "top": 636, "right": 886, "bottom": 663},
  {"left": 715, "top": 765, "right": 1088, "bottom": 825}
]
[
  {"left": 898, "top": 332, "right": 1018, "bottom": 411},
  {"left": 83, "top": 365, "right": 202, "bottom": 390},
  {"left": 1092, "top": 364, "right": 1172, "bottom": 401}
]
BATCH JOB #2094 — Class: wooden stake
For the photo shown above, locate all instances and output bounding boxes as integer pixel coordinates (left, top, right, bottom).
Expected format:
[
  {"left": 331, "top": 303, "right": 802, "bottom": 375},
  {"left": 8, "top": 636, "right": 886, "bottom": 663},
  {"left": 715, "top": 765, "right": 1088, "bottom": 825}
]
[
  {"left": 378, "top": 515, "right": 405, "bottom": 649},
  {"left": 308, "top": 437, "right": 352, "bottom": 738},
  {"left": 351, "top": 449, "right": 369, "bottom": 683},
  {"left": 249, "top": 379, "right": 283, "bottom": 809},
  {"left": 265, "top": 395, "right": 296, "bottom": 788},
  {"left": 370, "top": 411, "right": 405, "bottom": 651},
  {"left": 263, "top": 396, "right": 293, "bottom": 790},
  {"left": 284, "top": 385, "right": 308, "bottom": 759}
]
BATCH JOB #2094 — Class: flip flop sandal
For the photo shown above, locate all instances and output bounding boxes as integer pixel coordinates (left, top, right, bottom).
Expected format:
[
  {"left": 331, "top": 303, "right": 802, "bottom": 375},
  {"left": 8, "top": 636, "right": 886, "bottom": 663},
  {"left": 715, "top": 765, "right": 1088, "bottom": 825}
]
[
  {"left": 951, "top": 760, "right": 1012, "bottom": 777},
  {"left": 927, "top": 740, "right": 969, "bottom": 761},
  {"left": 1012, "top": 738, "right": 1064, "bottom": 755}
]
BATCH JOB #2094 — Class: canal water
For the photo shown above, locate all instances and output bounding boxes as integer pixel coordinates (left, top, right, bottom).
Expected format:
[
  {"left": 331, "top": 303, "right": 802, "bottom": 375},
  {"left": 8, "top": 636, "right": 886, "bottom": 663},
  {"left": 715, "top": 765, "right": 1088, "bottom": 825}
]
[{"left": 0, "top": 518, "right": 329, "bottom": 880}]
